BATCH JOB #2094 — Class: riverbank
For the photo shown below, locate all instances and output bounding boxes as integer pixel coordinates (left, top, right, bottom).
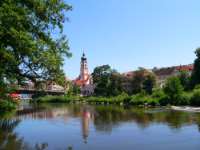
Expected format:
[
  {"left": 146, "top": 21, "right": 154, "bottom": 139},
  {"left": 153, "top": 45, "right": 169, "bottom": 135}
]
[
  {"left": 33, "top": 89, "right": 200, "bottom": 107},
  {"left": 33, "top": 94, "right": 159, "bottom": 106},
  {"left": 171, "top": 106, "right": 200, "bottom": 112}
]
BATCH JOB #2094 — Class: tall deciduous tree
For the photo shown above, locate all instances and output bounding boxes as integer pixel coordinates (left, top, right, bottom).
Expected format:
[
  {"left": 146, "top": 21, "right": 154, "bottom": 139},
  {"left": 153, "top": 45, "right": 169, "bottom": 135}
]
[
  {"left": 92, "top": 65, "right": 123, "bottom": 96},
  {"left": 164, "top": 76, "right": 183, "bottom": 104},
  {"left": 178, "top": 70, "right": 190, "bottom": 90},
  {"left": 143, "top": 74, "right": 156, "bottom": 94},
  {"left": 0, "top": 0, "right": 72, "bottom": 97},
  {"left": 191, "top": 48, "right": 200, "bottom": 87}
]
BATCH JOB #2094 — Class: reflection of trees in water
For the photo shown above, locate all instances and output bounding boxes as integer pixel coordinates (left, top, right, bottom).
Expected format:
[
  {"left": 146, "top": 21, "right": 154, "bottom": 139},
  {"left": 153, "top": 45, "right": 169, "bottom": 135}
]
[
  {"left": 91, "top": 106, "right": 200, "bottom": 132},
  {"left": 0, "top": 119, "right": 23, "bottom": 150},
  {"left": 1, "top": 104, "right": 200, "bottom": 149},
  {"left": 0, "top": 119, "right": 49, "bottom": 150}
]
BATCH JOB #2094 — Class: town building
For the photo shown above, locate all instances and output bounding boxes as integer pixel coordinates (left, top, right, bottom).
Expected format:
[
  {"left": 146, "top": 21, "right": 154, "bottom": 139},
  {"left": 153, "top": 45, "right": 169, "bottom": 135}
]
[
  {"left": 121, "top": 64, "right": 194, "bottom": 92},
  {"left": 73, "top": 53, "right": 94, "bottom": 96},
  {"left": 152, "top": 64, "right": 193, "bottom": 88}
]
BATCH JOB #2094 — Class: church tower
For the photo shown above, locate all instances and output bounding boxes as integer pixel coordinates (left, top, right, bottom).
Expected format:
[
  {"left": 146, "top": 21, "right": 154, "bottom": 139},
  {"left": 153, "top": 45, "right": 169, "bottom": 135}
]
[
  {"left": 74, "top": 52, "right": 94, "bottom": 96},
  {"left": 80, "top": 53, "right": 89, "bottom": 84}
]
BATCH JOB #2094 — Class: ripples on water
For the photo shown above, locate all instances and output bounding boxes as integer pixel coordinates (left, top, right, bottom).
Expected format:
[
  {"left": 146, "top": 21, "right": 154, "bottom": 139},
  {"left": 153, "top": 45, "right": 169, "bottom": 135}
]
[{"left": 0, "top": 104, "right": 200, "bottom": 150}]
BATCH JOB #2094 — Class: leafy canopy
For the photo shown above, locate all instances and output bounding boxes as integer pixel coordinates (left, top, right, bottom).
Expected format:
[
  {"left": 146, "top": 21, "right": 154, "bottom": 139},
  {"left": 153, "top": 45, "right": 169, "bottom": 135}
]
[
  {"left": 92, "top": 65, "right": 123, "bottom": 96},
  {"left": 191, "top": 48, "right": 200, "bottom": 87},
  {"left": 0, "top": 0, "right": 72, "bottom": 96},
  {"left": 164, "top": 76, "right": 183, "bottom": 103}
]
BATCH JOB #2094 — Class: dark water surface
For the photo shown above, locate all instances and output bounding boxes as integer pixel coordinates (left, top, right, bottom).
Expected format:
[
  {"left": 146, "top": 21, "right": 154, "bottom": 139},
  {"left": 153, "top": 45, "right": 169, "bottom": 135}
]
[{"left": 0, "top": 104, "right": 200, "bottom": 150}]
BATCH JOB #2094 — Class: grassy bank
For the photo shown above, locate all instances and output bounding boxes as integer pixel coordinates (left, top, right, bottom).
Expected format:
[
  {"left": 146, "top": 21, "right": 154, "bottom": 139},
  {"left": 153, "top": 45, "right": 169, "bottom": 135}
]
[
  {"left": 34, "top": 95, "right": 83, "bottom": 103},
  {"left": 33, "top": 88, "right": 200, "bottom": 107}
]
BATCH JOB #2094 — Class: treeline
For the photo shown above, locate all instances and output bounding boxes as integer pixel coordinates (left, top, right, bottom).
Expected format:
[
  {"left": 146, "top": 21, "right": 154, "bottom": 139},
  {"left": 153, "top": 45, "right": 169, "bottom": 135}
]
[
  {"left": 92, "top": 65, "right": 156, "bottom": 96},
  {"left": 88, "top": 48, "right": 200, "bottom": 106},
  {"left": 38, "top": 48, "right": 200, "bottom": 106}
]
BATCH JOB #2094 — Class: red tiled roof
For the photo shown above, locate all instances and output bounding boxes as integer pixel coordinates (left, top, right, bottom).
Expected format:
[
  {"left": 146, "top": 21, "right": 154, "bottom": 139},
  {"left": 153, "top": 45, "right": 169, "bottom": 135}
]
[
  {"left": 175, "top": 64, "right": 194, "bottom": 71},
  {"left": 153, "top": 64, "right": 193, "bottom": 77},
  {"left": 73, "top": 75, "right": 90, "bottom": 87}
]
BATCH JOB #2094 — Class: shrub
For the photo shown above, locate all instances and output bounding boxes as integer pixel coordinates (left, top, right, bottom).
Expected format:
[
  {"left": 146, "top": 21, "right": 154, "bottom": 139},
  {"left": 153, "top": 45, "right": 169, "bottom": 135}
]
[
  {"left": 35, "top": 95, "right": 80, "bottom": 103},
  {"left": 152, "top": 89, "right": 165, "bottom": 98},
  {"left": 190, "top": 89, "right": 200, "bottom": 106},
  {"left": 194, "top": 84, "right": 200, "bottom": 90},
  {"left": 0, "top": 100, "right": 16, "bottom": 112},
  {"left": 164, "top": 77, "right": 184, "bottom": 104},
  {"left": 174, "top": 93, "right": 190, "bottom": 106}
]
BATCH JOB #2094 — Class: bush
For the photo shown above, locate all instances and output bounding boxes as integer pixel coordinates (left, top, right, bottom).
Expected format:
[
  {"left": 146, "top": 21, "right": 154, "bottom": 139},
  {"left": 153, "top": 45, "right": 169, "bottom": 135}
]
[
  {"left": 130, "top": 93, "right": 156, "bottom": 106},
  {"left": 164, "top": 77, "right": 184, "bottom": 104},
  {"left": 174, "top": 93, "right": 190, "bottom": 106},
  {"left": 194, "top": 84, "right": 200, "bottom": 90},
  {"left": 0, "top": 100, "right": 16, "bottom": 112},
  {"left": 35, "top": 95, "right": 81, "bottom": 103},
  {"left": 152, "top": 89, "right": 165, "bottom": 98},
  {"left": 190, "top": 89, "right": 200, "bottom": 106}
]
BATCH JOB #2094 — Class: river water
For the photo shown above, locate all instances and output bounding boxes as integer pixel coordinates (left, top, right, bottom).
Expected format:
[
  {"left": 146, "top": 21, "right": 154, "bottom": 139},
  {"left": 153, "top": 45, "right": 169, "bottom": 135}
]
[{"left": 0, "top": 104, "right": 200, "bottom": 150}]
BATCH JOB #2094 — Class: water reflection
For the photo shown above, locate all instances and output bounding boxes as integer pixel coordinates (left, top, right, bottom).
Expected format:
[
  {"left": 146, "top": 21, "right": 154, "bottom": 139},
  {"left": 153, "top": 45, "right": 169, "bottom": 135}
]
[{"left": 0, "top": 104, "right": 200, "bottom": 150}]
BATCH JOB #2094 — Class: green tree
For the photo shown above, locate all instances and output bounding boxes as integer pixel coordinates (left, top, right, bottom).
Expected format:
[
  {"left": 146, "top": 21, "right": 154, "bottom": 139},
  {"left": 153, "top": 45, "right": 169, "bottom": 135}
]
[
  {"left": 143, "top": 74, "right": 156, "bottom": 94},
  {"left": 0, "top": 0, "right": 72, "bottom": 98},
  {"left": 131, "top": 69, "right": 146, "bottom": 94},
  {"left": 191, "top": 48, "right": 200, "bottom": 88},
  {"left": 92, "top": 65, "right": 112, "bottom": 96},
  {"left": 92, "top": 65, "right": 123, "bottom": 96},
  {"left": 108, "top": 72, "right": 123, "bottom": 96},
  {"left": 67, "top": 83, "right": 80, "bottom": 96},
  {"left": 164, "top": 77, "right": 184, "bottom": 104},
  {"left": 131, "top": 68, "right": 154, "bottom": 94},
  {"left": 178, "top": 70, "right": 190, "bottom": 90}
]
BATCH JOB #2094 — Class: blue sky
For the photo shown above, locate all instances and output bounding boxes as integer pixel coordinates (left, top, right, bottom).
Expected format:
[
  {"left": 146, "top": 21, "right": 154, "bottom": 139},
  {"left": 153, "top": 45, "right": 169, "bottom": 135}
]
[{"left": 63, "top": 0, "right": 200, "bottom": 79}]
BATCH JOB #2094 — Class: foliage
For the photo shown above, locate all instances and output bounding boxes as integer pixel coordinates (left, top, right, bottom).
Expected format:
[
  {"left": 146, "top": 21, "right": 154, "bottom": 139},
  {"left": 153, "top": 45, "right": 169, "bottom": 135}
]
[
  {"left": 92, "top": 65, "right": 123, "bottom": 96},
  {"left": 92, "top": 65, "right": 112, "bottom": 96},
  {"left": 164, "top": 77, "right": 184, "bottom": 104},
  {"left": 178, "top": 71, "right": 191, "bottom": 90},
  {"left": 108, "top": 73, "right": 123, "bottom": 96},
  {"left": 143, "top": 74, "right": 156, "bottom": 94},
  {"left": 129, "top": 93, "right": 160, "bottom": 106},
  {"left": 67, "top": 83, "right": 81, "bottom": 96},
  {"left": 131, "top": 68, "right": 146, "bottom": 94},
  {"left": 87, "top": 93, "right": 129, "bottom": 104},
  {"left": 0, "top": 0, "right": 72, "bottom": 98},
  {"left": 0, "top": 99, "right": 16, "bottom": 112},
  {"left": 35, "top": 95, "right": 81, "bottom": 103},
  {"left": 191, "top": 48, "right": 200, "bottom": 87},
  {"left": 190, "top": 89, "right": 200, "bottom": 106},
  {"left": 194, "top": 84, "right": 200, "bottom": 90}
]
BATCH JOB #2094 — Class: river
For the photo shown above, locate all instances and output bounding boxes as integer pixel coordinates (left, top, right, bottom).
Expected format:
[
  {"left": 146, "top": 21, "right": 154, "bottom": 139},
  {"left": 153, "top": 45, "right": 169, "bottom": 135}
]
[{"left": 0, "top": 104, "right": 200, "bottom": 150}]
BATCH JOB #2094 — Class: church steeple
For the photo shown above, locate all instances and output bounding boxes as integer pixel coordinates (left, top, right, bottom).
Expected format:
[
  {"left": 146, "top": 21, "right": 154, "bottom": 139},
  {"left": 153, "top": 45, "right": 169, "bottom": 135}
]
[
  {"left": 80, "top": 52, "right": 89, "bottom": 82},
  {"left": 81, "top": 52, "right": 86, "bottom": 61}
]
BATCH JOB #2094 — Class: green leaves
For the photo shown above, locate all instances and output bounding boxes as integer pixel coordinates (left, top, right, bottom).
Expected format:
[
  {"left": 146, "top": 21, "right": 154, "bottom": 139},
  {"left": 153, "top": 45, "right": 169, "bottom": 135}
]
[
  {"left": 191, "top": 48, "right": 200, "bottom": 88},
  {"left": 164, "top": 77, "right": 184, "bottom": 104},
  {"left": 92, "top": 65, "right": 123, "bottom": 96},
  {"left": 0, "top": 0, "right": 72, "bottom": 98}
]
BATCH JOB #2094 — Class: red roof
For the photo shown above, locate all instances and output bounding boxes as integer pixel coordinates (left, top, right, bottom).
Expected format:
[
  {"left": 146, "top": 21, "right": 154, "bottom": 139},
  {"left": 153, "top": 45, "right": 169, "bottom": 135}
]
[
  {"left": 73, "top": 75, "right": 90, "bottom": 87},
  {"left": 175, "top": 64, "right": 194, "bottom": 71}
]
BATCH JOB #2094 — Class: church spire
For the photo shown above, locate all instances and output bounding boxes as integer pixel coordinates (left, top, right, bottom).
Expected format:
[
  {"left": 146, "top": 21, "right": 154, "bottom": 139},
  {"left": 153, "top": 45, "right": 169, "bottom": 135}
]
[{"left": 81, "top": 51, "right": 87, "bottom": 61}]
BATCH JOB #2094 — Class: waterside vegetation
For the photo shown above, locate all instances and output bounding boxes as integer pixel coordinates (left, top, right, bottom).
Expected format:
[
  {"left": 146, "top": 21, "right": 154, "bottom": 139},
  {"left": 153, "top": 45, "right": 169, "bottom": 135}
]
[{"left": 35, "top": 48, "right": 200, "bottom": 107}]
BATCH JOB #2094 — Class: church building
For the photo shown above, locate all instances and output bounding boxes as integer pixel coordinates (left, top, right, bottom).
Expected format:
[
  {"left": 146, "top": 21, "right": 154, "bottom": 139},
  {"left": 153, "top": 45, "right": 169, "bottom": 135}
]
[{"left": 73, "top": 53, "right": 94, "bottom": 96}]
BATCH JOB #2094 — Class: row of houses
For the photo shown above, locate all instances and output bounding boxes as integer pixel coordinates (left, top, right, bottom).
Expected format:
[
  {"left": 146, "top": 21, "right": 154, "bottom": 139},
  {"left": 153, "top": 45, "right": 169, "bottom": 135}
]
[{"left": 122, "top": 64, "right": 193, "bottom": 89}]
